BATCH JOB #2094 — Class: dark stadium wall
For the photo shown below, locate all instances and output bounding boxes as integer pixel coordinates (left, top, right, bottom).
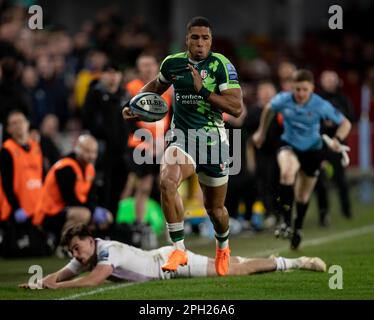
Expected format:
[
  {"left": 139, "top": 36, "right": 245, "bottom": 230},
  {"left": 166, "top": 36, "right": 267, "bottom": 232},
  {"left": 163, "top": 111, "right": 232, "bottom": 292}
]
[
  {"left": 169, "top": 0, "right": 367, "bottom": 47},
  {"left": 38, "top": 0, "right": 373, "bottom": 47},
  {"left": 38, "top": 0, "right": 170, "bottom": 38}
]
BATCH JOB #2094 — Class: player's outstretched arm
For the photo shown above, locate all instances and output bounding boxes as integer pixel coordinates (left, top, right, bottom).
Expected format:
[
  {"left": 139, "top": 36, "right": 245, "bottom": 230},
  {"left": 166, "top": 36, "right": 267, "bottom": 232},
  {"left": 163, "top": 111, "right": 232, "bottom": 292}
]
[
  {"left": 19, "top": 267, "right": 76, "bottom": 289},
  {"left": 334, "top": 117, "right": 352, "bottom": 144},
  {"left": 52, "top": 264, "right": 113, "bottom": 289},
  {"left": 252, "top": 103, "right": 275, "bottom": 148},
  {"left": 323, "top": 117, "right": 351, "bottom": 153}
]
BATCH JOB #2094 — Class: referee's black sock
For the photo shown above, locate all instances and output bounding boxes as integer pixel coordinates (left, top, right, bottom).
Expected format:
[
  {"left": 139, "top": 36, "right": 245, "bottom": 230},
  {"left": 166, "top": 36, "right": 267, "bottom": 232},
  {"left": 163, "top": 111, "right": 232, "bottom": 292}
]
[
  {"left": 279, "top": 184, "right": 294, "bottom": 227},
  {"left": 294, "top": 202, "right": 310, "bottom": 230}
]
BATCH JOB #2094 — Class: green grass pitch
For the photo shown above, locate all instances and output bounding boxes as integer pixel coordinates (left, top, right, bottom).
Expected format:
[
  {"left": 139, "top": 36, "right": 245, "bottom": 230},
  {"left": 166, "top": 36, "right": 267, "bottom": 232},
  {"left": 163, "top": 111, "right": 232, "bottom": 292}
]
[{"left": 1, "top": 187, "right": 374, "bottom": 300}]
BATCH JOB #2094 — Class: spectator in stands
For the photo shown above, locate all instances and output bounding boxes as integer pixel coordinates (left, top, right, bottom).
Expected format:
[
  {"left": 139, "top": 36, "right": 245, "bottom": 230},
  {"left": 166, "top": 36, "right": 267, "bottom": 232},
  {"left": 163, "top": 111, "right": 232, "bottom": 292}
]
[
  {"left": 246, "top": 81, "right": 281, "bottom": 222},
  {"left": 21, "top": 65, "right": 38, "bottom": 124},
  {"left": 0, "top": 57, "right": 33, "bottom": 134},
  {"left": 224, "top": 82, "right": 255, "bottom": 225},
  {"left": 0, "top": 111, "right": 43, "bottom": 224},
  {"left": 276, "top": 61, "right": 296, "bottom": 92},
  {"left": 82, "top": 63, "right": 129, "bottom": 214},
  {"left": 33, "top": 54, "right": 69, "bottom": 128},
  {"left": 39, "top": 114, "right": 61, "bottom": 171},
  {"left": 122, "top": 53, "right": 173, "bottom": 227},
  {"left": 74, "top": 50, "right": 107, "bottom": 110},
  {"left": 0, "top": 18, "right": 23, "bottom": 60},
  {"left": 315, "top": 70, "right": 356, "bottom": 225}
]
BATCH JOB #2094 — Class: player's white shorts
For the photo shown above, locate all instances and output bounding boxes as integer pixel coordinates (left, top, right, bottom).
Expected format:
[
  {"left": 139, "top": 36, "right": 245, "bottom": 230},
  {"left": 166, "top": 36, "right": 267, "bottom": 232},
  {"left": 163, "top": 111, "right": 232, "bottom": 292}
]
[{"left": 152, "top": 246, "right": 209, "bottom": 280}]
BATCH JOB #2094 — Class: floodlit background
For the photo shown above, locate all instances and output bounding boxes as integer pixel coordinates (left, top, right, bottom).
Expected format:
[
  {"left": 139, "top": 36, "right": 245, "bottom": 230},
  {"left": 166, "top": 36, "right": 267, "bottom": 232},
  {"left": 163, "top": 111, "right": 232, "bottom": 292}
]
[{"left": 0, "top": 0, "right": 373, "bottom": 299}]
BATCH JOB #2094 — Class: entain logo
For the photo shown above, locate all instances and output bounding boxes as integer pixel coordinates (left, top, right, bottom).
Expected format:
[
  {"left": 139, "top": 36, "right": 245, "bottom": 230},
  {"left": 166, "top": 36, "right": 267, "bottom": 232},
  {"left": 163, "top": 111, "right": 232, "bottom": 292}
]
[{"left": 175, "top": 93, "right": 204, "bottom": 105}]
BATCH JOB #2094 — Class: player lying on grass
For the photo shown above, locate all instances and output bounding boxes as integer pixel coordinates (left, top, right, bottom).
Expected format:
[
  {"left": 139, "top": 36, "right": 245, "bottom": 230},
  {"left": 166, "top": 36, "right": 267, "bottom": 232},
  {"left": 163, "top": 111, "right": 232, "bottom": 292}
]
[{"left": 19, "top": 223, "right": 326, "bottom": 289}]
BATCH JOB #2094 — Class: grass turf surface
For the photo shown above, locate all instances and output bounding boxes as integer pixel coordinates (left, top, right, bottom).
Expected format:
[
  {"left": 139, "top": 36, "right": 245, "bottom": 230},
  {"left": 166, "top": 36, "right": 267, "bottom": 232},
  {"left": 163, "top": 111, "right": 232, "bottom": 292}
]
[{"left": 1, "top": 187, "right": 374, "bottom": 300}]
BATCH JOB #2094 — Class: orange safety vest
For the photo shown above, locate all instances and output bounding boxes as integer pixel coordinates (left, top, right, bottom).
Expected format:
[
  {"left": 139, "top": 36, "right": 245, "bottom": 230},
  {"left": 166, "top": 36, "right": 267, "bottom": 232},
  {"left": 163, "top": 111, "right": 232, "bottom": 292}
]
[
  {"left": 0, "top": 177, "right": 9, "bottom": 220},
  {"left": 125, "top": 79, "right": 172, "bottom": 149},
  {"left": 32, "top": 157, "right": 95, "bottom": 225},
  {"left": 0, "top": 138, "right": 43, "bottom": 221}
]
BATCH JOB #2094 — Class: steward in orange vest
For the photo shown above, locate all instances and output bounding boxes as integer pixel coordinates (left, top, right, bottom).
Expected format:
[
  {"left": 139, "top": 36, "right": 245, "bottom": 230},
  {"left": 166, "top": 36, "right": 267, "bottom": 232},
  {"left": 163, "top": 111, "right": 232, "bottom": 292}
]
[
  {"left": 0, "top": 111, "right": 43, "bottom": 224},
  {"left": 33, "top": 134, "right": 112, "bottom": 240},
  {"left": 32, "top": 154, "right": 96, "bottom": 225}
]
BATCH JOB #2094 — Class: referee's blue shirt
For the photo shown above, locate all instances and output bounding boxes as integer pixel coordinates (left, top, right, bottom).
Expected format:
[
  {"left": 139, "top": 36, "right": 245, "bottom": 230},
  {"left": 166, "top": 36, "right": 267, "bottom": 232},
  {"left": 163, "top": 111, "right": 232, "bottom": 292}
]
[{"left": 270, "top": 92, "right": 344, "bottom": 151}]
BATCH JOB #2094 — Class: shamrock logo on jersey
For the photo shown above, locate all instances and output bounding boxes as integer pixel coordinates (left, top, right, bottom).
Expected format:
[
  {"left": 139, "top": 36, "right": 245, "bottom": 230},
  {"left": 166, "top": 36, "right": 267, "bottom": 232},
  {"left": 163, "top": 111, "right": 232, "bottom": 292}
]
[{"left": 209, "top": 60, "right": 219, "bottom": 72}]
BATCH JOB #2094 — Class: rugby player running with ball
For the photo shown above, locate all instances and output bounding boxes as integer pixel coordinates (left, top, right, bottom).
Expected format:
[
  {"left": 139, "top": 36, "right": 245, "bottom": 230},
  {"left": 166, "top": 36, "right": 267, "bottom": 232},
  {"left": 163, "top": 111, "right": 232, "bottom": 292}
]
[{"left": 123, "top": 17, "right": 244, "bottom": 276}]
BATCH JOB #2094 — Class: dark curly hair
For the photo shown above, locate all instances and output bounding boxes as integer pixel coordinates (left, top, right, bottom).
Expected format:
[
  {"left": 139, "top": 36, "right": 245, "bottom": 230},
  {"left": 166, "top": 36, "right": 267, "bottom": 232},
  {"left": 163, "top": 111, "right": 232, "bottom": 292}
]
[{"left": 186, "top": 16, "right": 211, "bottom": 32}]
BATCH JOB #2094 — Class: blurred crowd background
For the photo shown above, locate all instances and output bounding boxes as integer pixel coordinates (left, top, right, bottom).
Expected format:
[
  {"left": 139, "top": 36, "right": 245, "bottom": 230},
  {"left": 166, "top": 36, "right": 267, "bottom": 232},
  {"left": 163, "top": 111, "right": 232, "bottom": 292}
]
[{"left": 0, "top": 0, "right": 373, "bottom": 253}]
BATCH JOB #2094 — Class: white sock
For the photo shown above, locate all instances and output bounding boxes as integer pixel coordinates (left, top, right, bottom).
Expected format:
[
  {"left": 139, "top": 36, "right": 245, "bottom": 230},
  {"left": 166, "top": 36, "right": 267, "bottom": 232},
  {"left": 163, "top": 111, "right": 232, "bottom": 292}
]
[
  {"left": 173, "top": 239, "right": 185, "bottom": 251},
  {"left": 275, "top": 257, "right": 299, "bottom": 271},
  {"left": 215, "top": 229, "right": 229, "bottom": 249},
  {"left": 166, "top": 222, "right": 185, "bottom": 251},
  {"left": 236, "top": 256, "right": 252, "bottom": 263}
]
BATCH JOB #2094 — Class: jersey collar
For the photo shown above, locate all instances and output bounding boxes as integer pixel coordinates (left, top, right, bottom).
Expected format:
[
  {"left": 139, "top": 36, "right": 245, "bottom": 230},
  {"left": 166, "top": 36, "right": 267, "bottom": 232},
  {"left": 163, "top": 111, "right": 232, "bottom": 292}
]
[
  {"left": 292, "top": 93, "right": 314, "bottom": 107},
  {"left": 187, "top": 51, "right": 212, "bottom": 65}
]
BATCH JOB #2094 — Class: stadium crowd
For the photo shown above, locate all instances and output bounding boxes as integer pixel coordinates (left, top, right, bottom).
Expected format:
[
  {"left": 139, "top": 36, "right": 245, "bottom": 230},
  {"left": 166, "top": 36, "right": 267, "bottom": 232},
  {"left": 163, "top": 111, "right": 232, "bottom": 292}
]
[{"left": 0, "top": 3, "right": 373, "bottom": 257}]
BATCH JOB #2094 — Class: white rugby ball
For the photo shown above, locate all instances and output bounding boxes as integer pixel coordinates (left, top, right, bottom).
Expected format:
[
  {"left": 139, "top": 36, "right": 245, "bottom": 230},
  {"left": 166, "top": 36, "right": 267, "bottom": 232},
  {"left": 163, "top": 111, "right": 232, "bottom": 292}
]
[{"left": 129, "top": 92, "right": 168, "bottom": 122}]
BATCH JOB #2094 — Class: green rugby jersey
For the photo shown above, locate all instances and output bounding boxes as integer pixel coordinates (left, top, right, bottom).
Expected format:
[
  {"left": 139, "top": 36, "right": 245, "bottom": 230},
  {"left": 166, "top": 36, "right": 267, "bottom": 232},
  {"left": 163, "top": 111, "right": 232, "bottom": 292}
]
[{"left": 158, "top": 51, "right": 241, "bottom": 133}]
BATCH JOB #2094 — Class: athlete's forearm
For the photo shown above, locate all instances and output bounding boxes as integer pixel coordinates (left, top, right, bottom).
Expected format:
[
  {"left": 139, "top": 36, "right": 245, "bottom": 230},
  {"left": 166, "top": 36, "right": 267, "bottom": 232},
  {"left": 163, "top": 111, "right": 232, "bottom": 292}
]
[
  {"left": 257, "top": 103, "right": 275, "bottom": 136},
  {"left": 140, "top": 78, "right": 170, "bottom": 96},
  {"left": 42, "top": 273, "right": 59, "bottom": 284},
  {"left": 335, "top": 117, "right": 352, "bottom": 141},
  {"left": 207, "top": 90, "right": 243, "bottom": 118},
  {"left": 44, "top": 267, "right": 75, "bottom": 284},
  {"left": 55, "top": 274, "right": 104, "bottom": 289},
  {"left": 54, "top": 265, "right": 112, "bottom": 289}
]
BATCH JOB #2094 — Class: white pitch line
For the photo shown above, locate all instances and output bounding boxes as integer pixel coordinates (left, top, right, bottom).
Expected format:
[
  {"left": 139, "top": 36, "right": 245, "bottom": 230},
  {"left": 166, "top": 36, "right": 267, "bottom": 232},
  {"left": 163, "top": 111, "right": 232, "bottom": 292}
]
[
  {"left": 57, "top": 224, "right": 374, "bottom": 300},
  {"left": 251, "top": 224, "right": 374, "bottom": 258},
  {"left": 57, "top": 282, "right": 137, "bottom": 300}
]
